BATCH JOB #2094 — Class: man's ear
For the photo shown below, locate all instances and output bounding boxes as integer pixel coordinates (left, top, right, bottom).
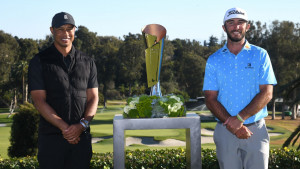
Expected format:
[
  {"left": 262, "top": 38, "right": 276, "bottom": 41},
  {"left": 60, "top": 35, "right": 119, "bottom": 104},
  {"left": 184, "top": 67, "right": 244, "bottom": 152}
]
[
  {"left": 50, "top": 27, "right": 54, "bottom": 34},
  {"left": 246, "top": 23, "right": 250, "bottom": 32}
]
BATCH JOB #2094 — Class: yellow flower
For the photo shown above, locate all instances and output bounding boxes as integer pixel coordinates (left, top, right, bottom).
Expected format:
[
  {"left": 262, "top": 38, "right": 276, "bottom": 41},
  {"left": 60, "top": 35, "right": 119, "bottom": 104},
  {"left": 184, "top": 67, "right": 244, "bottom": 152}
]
[
  {"left": 128, "top": 152, "right": 133, "bottom": 158},
  {"left": 284, "top": 147, "right": 289, "bottom": 152}
]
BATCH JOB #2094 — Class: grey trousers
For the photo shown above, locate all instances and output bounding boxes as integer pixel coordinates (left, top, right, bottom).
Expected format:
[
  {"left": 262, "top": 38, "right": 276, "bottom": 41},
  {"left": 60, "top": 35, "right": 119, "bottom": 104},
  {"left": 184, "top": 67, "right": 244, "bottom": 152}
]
[{"left": 213, "top": 119, "right": 269, "bottom": 169}]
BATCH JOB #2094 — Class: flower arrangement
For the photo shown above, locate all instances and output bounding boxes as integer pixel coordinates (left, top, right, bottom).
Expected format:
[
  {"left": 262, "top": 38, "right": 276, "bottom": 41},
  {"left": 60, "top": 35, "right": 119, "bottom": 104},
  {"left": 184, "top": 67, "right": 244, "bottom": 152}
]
[{"left": 123, "top": 94, "right": 186, "bottom": 118}]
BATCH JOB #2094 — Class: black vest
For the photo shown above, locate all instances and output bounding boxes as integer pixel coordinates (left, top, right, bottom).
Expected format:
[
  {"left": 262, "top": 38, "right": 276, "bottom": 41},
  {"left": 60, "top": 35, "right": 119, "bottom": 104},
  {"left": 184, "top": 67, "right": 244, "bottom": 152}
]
[{"left": 38, "top": 45, "right": 93, "bottom": 134}]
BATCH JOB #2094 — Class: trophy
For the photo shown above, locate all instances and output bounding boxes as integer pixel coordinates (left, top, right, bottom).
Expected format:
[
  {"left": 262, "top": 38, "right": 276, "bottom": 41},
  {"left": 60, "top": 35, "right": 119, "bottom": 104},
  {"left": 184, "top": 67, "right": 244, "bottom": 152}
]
[{"left": 142, "top": 24, "right": 167, "bottom": 96}]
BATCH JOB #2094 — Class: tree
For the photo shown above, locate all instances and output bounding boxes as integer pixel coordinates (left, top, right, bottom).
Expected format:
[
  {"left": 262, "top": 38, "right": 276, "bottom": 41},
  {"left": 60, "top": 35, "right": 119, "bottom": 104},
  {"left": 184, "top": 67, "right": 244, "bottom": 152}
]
[
  {"left": 171, "top": 39, "right": 208, "bottom": 98},
  {"left": 175, "top": 52, "right": 206, "bottom": 98},
  {"left": 0, "top": 31, "right": 19, "bottom": 107},
  {"left": 117, "top": 33, "right": 145, "bottom": 96},
  {"left": 73, "top": 26, "right": 98, "bottom": 57},
  {"left": 95, "top": 36, "right": 123, "bottom": 107},
  {"left": 265, "top": 21, "right": 300, "bottom": 119},
  {"left": 246, "top": 21, "right": 268, "bottom": 47},
  {"left": 0, "top": 31, "right": 18, "bottom": 83},
  {"left": 15, "top": 38, "right": 39, "bottom": 103},
  {"left": 38, "top": 35, "right": 53, "bottom": 51},
  {"left": 208, "top": 35, "right": 218, "bottom": 47}
]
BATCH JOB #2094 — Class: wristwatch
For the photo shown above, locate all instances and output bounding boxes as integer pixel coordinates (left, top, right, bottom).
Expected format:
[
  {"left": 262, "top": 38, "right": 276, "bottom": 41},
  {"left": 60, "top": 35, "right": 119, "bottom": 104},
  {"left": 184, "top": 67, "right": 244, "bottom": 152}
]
[{"left": 80, "top": 118, "right": 90, "bottom": 131}]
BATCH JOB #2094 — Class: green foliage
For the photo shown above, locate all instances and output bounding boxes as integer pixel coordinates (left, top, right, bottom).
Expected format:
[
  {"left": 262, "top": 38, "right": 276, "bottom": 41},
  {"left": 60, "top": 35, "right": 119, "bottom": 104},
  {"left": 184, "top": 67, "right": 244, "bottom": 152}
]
[
  {"left": 90, "top": 152, "right": 113, "bottom": 169},
  {"left": 135, "top": 95, "right": 155, "bottom": 118},
  {"left": 0, "top": 148, "right": 299, "bottom": 169},
  {"left": 0, "top": 156, "right": 39, "bottom": 169},
  {"left": 172, "top": 89, "right": 190, "bottom": 103},
  {"left": 8, "top": 102, "right": 39, "bottom": 158},
  {"left": 123, "top": 95, "right": 186, "bottom": 118},
  {"left": 0, "top": 31, "right": 19, "bottom": 83},
  {"left": 124, "top": 149, "right": 186, "bottom": 169},
  {"left": 201, "top": 149, "right": 219, "bottom": 169},
  {"left": 98, "top": 92, "right": 105, "bottom": 106},
  {"left": 269, "top": 148, "right": 300, "bottom": 169}
]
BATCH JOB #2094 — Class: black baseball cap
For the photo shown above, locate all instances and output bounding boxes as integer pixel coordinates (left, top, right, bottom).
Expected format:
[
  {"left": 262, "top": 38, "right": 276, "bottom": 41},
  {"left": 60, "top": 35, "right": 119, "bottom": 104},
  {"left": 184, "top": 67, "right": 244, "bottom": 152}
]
[{"left": 51, "top": 12, "right": 76, "bottom": 28}]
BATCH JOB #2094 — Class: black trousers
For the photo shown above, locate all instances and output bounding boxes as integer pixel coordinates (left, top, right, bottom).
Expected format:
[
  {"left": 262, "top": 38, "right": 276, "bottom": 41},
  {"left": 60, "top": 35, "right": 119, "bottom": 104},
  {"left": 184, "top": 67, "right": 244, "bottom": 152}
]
[{"left": 38, "top": 131, "right": 92, "bottom": 169}]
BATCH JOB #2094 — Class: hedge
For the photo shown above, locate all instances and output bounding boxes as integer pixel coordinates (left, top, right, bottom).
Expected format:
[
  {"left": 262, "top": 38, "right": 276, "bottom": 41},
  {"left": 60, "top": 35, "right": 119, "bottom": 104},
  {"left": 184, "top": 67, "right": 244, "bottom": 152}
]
[{"left": 0, "top": 148, "right": 299, "bottom": 169}]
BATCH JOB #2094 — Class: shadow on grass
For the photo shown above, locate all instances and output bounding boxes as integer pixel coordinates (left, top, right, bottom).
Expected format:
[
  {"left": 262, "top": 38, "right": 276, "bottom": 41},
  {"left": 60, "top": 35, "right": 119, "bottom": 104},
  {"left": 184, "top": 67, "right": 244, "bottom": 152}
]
[{"left": 91, "top": 119, "right": 113, "bottom": 125}]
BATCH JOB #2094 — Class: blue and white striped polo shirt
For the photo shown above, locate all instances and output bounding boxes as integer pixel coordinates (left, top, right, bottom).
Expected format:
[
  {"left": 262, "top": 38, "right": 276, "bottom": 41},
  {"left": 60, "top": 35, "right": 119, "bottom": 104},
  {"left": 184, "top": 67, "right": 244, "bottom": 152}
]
[{"left": 203, "top": 40, "right": 277, "bottom": 124}]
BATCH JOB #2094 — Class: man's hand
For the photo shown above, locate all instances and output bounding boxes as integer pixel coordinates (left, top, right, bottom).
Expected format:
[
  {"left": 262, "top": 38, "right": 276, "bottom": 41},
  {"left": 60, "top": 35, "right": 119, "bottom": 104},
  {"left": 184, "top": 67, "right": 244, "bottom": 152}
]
[
  {"left": 235, "top": 126, "right": 253, "bottom": 139},
  {"left": 224, "top": 116, "right": 243, "bottom": 134},
  {"left": 62, "top": 124, "right": 84, "bottom": 144}
]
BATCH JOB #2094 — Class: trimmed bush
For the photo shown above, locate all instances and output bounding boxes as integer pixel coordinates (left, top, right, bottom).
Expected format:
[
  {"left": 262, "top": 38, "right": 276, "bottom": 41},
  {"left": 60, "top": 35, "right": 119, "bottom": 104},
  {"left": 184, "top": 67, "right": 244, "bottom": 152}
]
[
  {"left": 98, "top": 92, "right": 105, "bottom": 106},
  {"left": 0, "top": 148, "right": 299, "bottom": 169},
  {"left": 8, "top": 102, "right": 39, "bottom": 158},
  {"left": 269, "top": 147, "right": 300, "bottom": 169}
]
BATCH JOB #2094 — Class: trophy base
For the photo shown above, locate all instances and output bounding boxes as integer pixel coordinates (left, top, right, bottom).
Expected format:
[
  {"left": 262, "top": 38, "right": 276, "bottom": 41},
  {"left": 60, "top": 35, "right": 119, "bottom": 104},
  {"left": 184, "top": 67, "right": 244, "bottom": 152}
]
[{"left": 151, "top": 81, "right": 162, "bottom": 97}]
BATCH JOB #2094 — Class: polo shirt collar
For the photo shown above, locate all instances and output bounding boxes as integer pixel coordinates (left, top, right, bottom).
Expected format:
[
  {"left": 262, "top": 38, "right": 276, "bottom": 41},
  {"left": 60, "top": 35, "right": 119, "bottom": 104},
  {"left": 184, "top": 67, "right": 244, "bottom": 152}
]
[
  {"left": 69, "top": 45, "right": 76, "bottom": 59},
  {"left": 221, "top": 40, "right": 251, "bottom": 54},
  {"left": 50, "top": 44, "right": 76, "bottom": 59}
]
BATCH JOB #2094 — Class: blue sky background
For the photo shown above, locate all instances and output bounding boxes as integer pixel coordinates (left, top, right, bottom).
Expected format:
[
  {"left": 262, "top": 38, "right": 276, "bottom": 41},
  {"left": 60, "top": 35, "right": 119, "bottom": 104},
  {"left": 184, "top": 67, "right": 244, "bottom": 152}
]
[{"left": 1, "top": 0, "right": 299, "bottom": 43}]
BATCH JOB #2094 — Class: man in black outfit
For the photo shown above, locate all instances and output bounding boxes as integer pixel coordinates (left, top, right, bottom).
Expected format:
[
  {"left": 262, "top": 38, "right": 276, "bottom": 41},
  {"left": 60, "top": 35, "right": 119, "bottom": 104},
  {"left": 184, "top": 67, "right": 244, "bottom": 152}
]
[{"left": 28, "top": 12, "right": 98, "bottom": 169}]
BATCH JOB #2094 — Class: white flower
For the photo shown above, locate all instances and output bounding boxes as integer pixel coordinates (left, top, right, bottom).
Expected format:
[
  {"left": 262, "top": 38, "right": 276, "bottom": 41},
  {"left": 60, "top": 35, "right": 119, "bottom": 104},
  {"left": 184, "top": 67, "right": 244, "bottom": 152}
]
[
  {"left": 168, "top": 102, "right": 182, "bottom": 113},
  {"left": 129, "top": 100, "right": 138, "bottom": 108},
  {"left": 124, "top": 105, "right": 132, "bottom": 114},
  {"left": 173, "top": 102, "right": 182, "bottom": 111},
  {"left": 124, "top": 97, "right": 140, "bottom": 114},
  {"left": 128, "top": 97, "right": 139, "bottom": 108},
  {"left": 170, "top": 95, "right": 181, "bottom": 102}
]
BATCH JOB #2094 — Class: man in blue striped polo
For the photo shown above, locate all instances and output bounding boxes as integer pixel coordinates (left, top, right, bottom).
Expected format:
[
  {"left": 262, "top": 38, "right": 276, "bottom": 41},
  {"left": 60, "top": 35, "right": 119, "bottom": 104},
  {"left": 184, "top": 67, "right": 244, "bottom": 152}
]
[{"left": 203, "top": 7, "right": 277, "bottom": 169}]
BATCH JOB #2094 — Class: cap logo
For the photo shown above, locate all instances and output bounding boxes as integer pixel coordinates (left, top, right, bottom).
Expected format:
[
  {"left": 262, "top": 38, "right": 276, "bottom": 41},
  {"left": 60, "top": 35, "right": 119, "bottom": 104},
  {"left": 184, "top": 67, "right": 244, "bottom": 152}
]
[
  {"left": 227, "top": 10, "right": 245, "bottom": 17},
  {"left": 64, "top": 15, "right": 68, "bottom": 20}
]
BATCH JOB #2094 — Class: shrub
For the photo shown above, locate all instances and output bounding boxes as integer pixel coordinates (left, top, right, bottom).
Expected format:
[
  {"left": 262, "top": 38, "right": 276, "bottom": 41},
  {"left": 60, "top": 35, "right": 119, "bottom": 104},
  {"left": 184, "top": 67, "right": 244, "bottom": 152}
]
[
  {"left": 269, "top": 147, "right": 300, "bottom": 169},
  {"left": 98, "top": 92, "right": 105, "bottom": 106},
  {"left": 106, "top": 89, "right": 122, "bottom": 100},
  {"left": 0, "top": 148, "right": 299, "bottom": 168},
  {"left": 0, "top": 156, "right": 39, "bottom": 169},
  {"left": 8, "top": 102, "right": 39, "bottom": 158}
]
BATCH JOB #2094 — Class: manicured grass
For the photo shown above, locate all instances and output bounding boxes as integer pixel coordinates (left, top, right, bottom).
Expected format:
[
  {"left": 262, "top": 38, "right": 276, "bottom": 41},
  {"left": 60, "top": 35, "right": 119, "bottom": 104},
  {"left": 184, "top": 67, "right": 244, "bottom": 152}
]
[
  {"left": 0, "top": 102, "right": 299, "bottom": 159},
  {"left": 0, "top": 114, "right": 14, "bottom": 124},
  {"left": 265, "top": 116, "right": 300, "bottom": 149},
  {"left": 0, "top": 108, "right": 9, "bottom": 113},
  {"left": 0, "top": 127, "right": 11, "bottom": 159}
]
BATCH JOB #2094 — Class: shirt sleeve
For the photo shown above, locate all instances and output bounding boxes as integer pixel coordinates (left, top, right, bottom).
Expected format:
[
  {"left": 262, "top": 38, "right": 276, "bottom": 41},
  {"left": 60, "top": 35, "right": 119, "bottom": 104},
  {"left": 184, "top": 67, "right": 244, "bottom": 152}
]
[
  {"left": 28, "top": 55, "right": 45, "bottom": 92},
  {"left": 259, "top": 51, "right": 277, "bottom": 85},
  {"left": 203, "top": 57, "right": 219, "bottom": 91},
  {"left": 87, "top": 59, "right": 98, "bottom": 89}
]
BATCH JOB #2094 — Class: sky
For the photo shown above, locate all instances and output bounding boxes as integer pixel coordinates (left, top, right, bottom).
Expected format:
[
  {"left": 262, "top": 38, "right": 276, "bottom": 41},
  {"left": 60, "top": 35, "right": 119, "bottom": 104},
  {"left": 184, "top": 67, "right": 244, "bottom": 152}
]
[{"left": 1, "top": 0, "right": 299, "bottom": 43}]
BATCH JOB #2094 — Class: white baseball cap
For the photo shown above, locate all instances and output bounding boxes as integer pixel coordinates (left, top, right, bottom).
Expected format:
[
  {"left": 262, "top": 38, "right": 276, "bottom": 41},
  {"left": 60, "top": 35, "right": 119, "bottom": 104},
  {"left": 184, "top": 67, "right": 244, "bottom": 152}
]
[{"left": 223, "top": 7, "right": 248, "bottom": 24}]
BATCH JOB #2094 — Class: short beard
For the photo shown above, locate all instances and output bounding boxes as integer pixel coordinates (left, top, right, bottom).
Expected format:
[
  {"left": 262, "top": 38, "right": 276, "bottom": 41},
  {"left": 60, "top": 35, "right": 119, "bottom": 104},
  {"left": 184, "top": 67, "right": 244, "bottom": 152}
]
[{"left": 224, "top": 26, "right": 245, "bottom": 42}]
